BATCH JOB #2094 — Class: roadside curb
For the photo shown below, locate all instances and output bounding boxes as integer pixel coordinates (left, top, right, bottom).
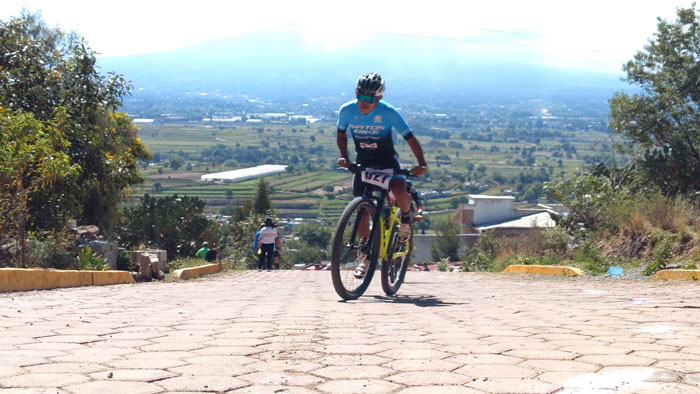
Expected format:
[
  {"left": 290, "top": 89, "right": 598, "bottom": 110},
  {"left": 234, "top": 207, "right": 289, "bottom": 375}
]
[
  {"left": 651, "top": 269, "right": 700, "bottom": 281},
  {"left": 503, "top": 264, "right": 586, "bottom": 277},
  {"left": 172, "top": 263, "right": 221, "bottom": 280},
  {"left": 0, "top": 268, "right": 135, "bottom": 293}
]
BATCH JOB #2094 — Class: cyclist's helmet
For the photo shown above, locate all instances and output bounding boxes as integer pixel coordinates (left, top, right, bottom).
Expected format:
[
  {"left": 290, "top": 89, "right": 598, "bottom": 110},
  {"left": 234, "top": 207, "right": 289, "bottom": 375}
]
[
  {"left": 202, "top": 241, "right": 209, "bottom": 247},
  {"left": 356, "top": 72, "right": 385, "bottom": 96}
]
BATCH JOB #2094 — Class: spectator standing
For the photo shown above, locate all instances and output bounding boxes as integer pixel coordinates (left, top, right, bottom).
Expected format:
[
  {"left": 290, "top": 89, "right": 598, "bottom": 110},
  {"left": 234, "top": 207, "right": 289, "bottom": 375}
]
[
  {"left": 205, "top": 247, "right": 217, "bottom": 262},
  {"left": 195, "top": 242, "right": 209, "bottom": 259},
  {"left": 256, "top": 218, "right": 281, "bottom": 271}
]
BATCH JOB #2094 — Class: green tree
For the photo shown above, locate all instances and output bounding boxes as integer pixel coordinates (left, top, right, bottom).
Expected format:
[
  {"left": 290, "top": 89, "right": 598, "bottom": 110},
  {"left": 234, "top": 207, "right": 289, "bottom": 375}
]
[
  {"left": 0, "top": 12, "right": 151, "bottom": 231},
  {"left": 609, "top": 5, "right": 700, "bottom": 194},
  {"left": 0, "top": 108, "right": 78, "bottom": 267},
  {"left": 225, "top": 212, "right": 266, "bottom": 269},
  {"left": 294, "top": 222, "right": 332, "bottom": 249},
  {"left": 429, "top": 220, "right": 461, "bottom": 261},
  {"left": 253, "top": 177, "right": 273, "bottom": 214},
  {"left": 116, "top": 194, "right": 217, "bottom": 259},
  {"left": 231, "top": 199, "right": 254, "bottom": 222}
]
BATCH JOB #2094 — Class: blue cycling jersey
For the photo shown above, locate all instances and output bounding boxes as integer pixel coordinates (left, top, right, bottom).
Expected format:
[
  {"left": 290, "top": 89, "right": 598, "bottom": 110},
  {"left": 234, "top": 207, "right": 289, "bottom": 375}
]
[{"left": 337, "top": 100, "right": 413, "bottom": 168}]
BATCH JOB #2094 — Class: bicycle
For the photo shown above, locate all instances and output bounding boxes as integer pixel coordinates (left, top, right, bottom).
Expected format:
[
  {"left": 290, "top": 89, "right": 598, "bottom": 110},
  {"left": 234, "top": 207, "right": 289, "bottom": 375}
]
[{"left": 330, "top": 163, "right": 417, "bottom": 300}]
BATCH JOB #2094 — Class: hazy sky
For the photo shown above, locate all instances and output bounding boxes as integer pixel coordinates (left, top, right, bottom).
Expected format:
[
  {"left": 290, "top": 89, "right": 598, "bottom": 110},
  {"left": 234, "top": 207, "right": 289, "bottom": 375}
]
[{"left": 1, "top": 0, "right": 695, "bottom": 73}]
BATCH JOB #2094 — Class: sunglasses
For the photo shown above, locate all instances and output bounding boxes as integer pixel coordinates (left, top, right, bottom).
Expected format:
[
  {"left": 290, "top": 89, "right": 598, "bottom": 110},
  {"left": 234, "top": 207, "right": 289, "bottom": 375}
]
[{"left": 357, "top": 93, "right": 379, "bottom": 104}]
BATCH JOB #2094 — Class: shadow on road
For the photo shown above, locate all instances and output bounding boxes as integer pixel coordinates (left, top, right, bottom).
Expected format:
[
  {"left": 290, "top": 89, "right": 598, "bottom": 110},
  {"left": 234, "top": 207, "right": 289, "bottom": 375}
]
[{"left": 367, "top": 294, "right": 464, "bottom": 307}]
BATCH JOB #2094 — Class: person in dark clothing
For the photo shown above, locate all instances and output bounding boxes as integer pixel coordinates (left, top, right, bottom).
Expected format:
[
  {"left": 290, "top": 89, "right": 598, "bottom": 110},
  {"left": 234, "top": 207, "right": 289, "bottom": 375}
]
[{"left": 205, "top": 247, "right": 217, "bottom": 262}]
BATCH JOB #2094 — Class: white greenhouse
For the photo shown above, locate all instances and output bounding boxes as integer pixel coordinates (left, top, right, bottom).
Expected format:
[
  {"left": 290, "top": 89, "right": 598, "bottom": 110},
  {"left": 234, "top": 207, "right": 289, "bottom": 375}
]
[{"left": 201, "top": 165, "right": 287, "bottom": 183}]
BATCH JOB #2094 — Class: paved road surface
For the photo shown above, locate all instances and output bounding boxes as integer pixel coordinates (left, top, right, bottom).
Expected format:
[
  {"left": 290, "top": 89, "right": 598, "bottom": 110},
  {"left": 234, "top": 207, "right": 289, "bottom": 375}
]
[{"left": 2, "top": 270, "right": 700, "bottom": 393}]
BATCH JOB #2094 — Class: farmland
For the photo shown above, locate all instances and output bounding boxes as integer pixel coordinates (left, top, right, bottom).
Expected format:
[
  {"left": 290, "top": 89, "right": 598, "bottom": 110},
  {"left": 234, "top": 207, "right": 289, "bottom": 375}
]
[{"left": 131, "top": 119, "right": 616, "bottom": 225}]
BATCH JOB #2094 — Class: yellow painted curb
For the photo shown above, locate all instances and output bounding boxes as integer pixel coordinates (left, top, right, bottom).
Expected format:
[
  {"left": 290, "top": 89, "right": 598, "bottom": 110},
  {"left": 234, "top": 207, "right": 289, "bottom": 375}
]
[
  {"left": 92, "top": 271, "right": 136, "bottom": 286},
  {"left": 651, "top": 269, "right": 700, "bottom": 281},
  {"left": 172, "top": 263, "right": 221, "bottom": 280},
  {"left": 0, "top": 268, "right": 134, "bottom": 292},
  {"left": 503, "top": 264, "right": 586, "bottom": 277}
]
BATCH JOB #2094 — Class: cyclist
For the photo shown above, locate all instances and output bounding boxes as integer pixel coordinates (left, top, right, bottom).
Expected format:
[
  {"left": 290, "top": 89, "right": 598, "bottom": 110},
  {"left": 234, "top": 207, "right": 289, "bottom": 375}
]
[{"left": 336, "top": 72, "right": 427, "bottom": 277}]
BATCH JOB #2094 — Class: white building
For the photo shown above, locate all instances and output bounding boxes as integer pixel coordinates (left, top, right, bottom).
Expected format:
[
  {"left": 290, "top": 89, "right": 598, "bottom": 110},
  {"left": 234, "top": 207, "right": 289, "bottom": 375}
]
[
  {"left": 201, "top": 165, "right": 287, "bottom": 183},
  {"left": 452, "top": 195, "right": 560, "bottom": 235}
]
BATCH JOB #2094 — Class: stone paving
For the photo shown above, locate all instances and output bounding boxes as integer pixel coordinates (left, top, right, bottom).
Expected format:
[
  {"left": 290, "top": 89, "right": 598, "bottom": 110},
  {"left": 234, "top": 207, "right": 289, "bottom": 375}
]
[{"left": 2, "top": 270, "right": 700, "bottom": 393}]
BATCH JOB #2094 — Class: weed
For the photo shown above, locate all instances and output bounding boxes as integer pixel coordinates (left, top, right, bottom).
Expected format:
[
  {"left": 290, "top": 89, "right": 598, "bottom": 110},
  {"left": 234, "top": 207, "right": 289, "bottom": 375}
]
[
  {"left": 644, "top": 233, "right": 678, "bottom": 275},
  {"left": 436, "top": 257, "right": 449, "bottom": 272},
  {"left": 76, "top": 246, "right": 109, "bottom": 271}
]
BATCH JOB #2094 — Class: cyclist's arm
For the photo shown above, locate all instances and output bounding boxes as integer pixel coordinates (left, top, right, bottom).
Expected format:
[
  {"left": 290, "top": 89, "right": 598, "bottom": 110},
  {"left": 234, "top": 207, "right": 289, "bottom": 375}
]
[
  {"left": 406, "top": 135, "right": 428, "bottom": 173},
  {"left": 336, "top": 128, "right": 349, "bottom": 160}
]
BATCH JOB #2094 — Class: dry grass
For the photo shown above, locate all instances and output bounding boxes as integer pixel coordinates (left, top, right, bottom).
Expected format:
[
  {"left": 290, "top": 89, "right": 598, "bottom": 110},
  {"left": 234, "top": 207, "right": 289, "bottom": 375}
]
[{"left": 600, "top": 194, "right": 700, "bottom": 263}]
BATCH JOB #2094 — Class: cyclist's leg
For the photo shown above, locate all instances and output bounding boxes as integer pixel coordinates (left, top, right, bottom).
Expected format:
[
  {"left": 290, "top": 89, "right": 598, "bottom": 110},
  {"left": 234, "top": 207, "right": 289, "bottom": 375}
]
[
  {"left": 389, "top": 178, "right": 411, "bottom": 215},
  {"left": 353, "top": 173, "right": 370, "bottom": 240},
  {"left": 390, "top": 176, "right": 413, "bottom": 243}
]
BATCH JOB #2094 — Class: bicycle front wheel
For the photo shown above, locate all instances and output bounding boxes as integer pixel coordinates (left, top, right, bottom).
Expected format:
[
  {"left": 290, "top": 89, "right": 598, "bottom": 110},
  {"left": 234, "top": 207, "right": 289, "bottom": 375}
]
[
  {"left": 331, "top": 197, "right": 380, "bottom": 300},
  {"left": 381, "top": 208, "right": 412, "bottom": 296}
]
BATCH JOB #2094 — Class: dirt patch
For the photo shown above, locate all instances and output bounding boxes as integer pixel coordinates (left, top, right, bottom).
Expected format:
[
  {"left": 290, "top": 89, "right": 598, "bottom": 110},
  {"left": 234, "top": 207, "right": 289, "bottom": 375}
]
[{"left": 600, "top": 233, "right": 652, "bottom": 260}]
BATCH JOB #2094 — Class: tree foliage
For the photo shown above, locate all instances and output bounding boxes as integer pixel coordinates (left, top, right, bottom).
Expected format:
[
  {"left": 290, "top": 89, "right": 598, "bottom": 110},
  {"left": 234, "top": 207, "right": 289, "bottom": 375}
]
[
  {"left": 0, "top": 108, "right": 78, "bottom": 266},
  {"left": 294, "top": 222, "right": 332, "bottom": 250},
  {"left": 610, "top": 5, "right": 700, "bottom": 194},
  {"left": 253, "top": 177, "right": 272, "bottom": 214},
  {"left": 116, "top": 194, "right": 217, "bottom": 259},
  {"left": 0, "top": 12, "right": 151, "bottom": 230}
]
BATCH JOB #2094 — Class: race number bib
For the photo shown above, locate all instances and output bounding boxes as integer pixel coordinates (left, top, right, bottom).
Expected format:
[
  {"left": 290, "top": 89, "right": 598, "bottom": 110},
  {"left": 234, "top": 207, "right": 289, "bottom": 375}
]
[{"left": 361, "top": 168, "right": 394, "bottom": 190}]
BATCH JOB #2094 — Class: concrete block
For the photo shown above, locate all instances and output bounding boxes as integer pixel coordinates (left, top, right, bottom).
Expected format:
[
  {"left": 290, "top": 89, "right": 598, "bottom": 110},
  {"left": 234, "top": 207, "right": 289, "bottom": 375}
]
[
  {"left": 92, "top": 271, "right": 135, "bottom": 286},
  {"left": 503, "top": 264, "right": 585, "bottom": 277},
  {"left": 172, "top": 264, "right": 221, "bottom": 280}
]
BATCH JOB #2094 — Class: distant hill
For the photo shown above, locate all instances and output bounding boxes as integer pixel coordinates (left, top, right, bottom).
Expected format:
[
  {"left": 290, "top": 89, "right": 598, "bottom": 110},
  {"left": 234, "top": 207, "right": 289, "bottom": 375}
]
[{"left": 98, "top": 28, "right": 630, "bottom": 104}]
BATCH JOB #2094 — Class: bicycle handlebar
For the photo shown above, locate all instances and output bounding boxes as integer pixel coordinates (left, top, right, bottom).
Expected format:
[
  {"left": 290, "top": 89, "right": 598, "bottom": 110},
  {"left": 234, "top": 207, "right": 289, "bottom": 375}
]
[{"left": 343, "top": 162, "right": 413, "bottom": 177}]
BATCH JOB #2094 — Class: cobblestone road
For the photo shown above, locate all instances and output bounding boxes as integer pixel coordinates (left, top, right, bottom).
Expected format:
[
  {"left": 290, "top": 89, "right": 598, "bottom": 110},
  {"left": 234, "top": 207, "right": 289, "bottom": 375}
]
[{"left": 2, "top": 270, "right": 700, "bottom": 393}]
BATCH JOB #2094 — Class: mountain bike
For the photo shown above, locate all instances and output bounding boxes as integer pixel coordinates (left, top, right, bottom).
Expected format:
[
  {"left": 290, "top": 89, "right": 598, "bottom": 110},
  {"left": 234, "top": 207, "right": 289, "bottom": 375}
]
[{"left": 330, "top": 164, "right": 416, "bottom": 300}]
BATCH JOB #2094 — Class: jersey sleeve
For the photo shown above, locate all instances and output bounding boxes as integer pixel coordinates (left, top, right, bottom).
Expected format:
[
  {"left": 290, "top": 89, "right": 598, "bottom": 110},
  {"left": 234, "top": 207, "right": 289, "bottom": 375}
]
[
  {"left": 389, "top": 108, "right": 413, "bottom": 140},
  {"left": 337, "top": 106, "right": 350, "bottom": 131}
]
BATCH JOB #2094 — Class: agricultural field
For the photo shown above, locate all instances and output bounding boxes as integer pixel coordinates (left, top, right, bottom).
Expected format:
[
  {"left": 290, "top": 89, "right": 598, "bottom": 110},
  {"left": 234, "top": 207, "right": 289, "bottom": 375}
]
[{"left": 131, "top": 120, "right": 616, "bottom": 225}]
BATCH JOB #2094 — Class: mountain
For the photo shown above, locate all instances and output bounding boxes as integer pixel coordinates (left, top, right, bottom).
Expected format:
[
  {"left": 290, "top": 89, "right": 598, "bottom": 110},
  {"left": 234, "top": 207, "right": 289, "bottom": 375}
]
[{"left": 98, "top": 28, "right": 630, "bottom": 105}]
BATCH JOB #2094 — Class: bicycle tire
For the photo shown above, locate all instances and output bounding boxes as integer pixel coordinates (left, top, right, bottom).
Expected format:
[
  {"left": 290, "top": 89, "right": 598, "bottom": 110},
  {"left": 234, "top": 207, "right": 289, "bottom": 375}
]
[
  {"left": 331, "top": 197, "right": 380, "bottom": 300},
  {"left": 381, "top": 208, "right": 412, "bottom": 296}
]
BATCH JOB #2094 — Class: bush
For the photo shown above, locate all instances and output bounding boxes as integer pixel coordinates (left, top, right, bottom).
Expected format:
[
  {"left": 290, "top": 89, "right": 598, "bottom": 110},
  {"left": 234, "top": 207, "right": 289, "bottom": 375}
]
[
  {"left": 24, "top": 233, "right": 75, "bottom": 269},
  {"left": 541, "top": 227, "right": 570, "bottom": 256},
  {"left": 461, "top": 248, "right": 493, "bottom": 272},
  {"left": 430, "top": 220, "right": 461, "bottom": 261},
  {"left": 573, "top": 241, "right": 608, "bottom": 275},
  {"left": 436, "top": 257, "right": 449, "bottom": 272},
  {"left": 116, "top": 252, "right": 132, "bottom": 271}
]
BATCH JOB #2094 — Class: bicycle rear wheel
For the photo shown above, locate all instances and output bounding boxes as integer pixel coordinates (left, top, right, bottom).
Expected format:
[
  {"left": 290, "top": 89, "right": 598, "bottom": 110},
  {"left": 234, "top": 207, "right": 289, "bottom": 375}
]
[
  {"left": 381, "top": 209, "right": 412, "bottom": 296},
  {"left": 331, "top": 197, "right": 380, "bottom": 300}
]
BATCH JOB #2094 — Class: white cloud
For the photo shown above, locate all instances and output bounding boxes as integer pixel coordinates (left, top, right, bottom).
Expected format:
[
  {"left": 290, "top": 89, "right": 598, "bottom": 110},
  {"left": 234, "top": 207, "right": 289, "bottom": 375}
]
[{"left": 1, "top": 0, "right": 696, "bottom": 71}]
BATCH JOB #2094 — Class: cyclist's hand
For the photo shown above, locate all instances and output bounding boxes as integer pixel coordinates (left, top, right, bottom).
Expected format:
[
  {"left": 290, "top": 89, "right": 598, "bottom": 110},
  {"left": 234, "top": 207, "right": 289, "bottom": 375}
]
[
  {"left": 337, "top": 157, "right": 349, "bottom": 168},
  {"left": 411, "top": 165, "right": 428, "bottom": 177}
]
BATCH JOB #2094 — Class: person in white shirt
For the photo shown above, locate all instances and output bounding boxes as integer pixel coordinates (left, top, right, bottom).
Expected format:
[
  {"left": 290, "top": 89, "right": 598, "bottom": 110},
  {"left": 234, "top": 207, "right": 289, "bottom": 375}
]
[{"left": 257, "top": 217, "right": 281, "bottom": 271}]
